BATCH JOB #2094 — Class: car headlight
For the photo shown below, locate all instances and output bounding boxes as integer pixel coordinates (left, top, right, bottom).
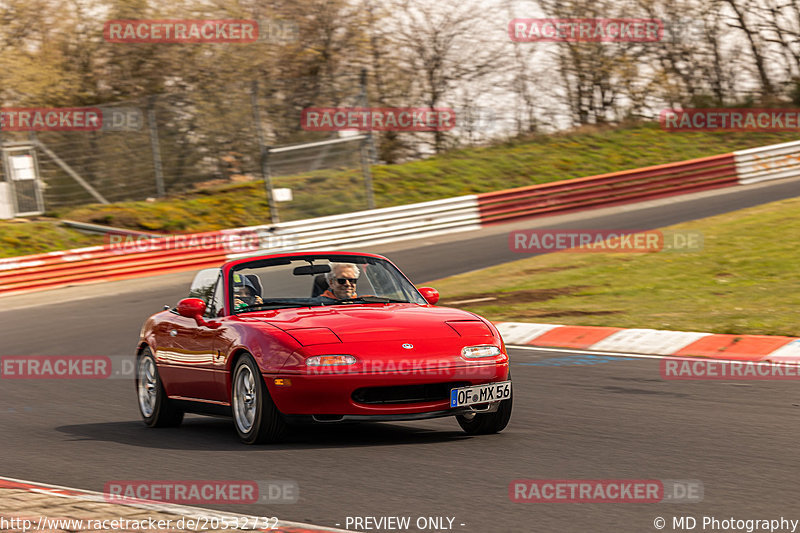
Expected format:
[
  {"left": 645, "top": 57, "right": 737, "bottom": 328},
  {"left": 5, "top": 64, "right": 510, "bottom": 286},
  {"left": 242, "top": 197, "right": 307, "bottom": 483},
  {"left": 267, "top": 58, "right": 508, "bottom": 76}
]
[
  {"left": 462, "top": 345, "right": 502, "bottom": 358},
  {"left": 306, "top": 355, "right": 357, "bottom": 366}
]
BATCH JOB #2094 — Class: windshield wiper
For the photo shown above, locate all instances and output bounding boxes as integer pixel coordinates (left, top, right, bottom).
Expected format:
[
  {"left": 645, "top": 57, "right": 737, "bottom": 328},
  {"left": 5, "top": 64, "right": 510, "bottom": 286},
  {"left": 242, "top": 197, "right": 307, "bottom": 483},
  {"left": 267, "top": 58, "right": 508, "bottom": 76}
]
[{"left": 334, "top": 296, "right": 409, "bottom": 304}]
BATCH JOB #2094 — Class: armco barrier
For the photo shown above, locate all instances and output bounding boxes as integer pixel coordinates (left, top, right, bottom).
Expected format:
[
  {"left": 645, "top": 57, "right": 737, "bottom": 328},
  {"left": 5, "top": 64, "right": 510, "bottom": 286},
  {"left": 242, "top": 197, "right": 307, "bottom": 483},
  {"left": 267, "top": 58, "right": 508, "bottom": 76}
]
[
  {"left": 0, "top": 196, "right": 480, "bottom": 295},
  {"left": 733, "top": 139, "right": 800, "bottom": 185},
  {"left": 0, "top": 230, "right": 242, "bottom": 295},
  {"left": 476, "top": 154, "right": 738, "bottom": 224},
  {"left": 2, "top": 137, "right": 800, "bottom": 296},
  {"left": 234, "top": 195, "right": 481, "bottom": 257}
]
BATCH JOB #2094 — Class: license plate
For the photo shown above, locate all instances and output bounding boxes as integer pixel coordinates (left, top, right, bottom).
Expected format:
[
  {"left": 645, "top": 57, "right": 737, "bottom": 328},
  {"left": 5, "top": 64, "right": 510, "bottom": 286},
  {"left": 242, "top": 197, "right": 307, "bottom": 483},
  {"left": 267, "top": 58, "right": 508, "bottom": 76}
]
[{"left": 450, "top": 381, "right": 511, "bottom": 408}]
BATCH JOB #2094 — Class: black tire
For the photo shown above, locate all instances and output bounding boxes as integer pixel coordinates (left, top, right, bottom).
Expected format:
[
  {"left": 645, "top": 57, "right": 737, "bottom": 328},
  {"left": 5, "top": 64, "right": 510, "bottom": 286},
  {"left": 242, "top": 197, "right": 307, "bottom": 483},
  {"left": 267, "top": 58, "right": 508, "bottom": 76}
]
[
  {"left": 456, "top": 372, "right": 513, "bottom": 435},
  {"left": 136, "top": 348, "right": 184, "bottom": 428},
  {"left": 231, "top": 354, "right": 287, "bottom": 444}
]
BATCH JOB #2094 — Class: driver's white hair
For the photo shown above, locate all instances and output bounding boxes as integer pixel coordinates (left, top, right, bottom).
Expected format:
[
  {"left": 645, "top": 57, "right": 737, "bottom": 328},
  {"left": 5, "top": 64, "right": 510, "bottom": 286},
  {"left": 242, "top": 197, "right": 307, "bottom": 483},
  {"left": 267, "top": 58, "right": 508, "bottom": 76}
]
[{"left": 326, "top": 262, "right": 361, "bottom": 282}]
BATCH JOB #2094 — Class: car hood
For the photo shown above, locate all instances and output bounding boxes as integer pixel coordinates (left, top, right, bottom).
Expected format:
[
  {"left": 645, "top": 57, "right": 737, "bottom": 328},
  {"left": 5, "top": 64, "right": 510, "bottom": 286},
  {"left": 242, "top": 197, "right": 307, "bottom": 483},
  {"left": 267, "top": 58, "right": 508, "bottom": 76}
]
[{"left": 240, "top": 303, "right": 494, "bottom": 343}]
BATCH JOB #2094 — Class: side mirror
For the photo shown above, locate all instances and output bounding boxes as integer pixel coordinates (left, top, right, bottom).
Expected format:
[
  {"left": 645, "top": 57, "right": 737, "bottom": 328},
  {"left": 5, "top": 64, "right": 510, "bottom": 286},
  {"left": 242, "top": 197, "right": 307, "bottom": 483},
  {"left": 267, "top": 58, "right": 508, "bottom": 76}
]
[
  {"left": 418, "top": 287, "right": 440, "bottom": 305},
  {"left": 177, "top": 298, "right": 211, "bottom": 327}
]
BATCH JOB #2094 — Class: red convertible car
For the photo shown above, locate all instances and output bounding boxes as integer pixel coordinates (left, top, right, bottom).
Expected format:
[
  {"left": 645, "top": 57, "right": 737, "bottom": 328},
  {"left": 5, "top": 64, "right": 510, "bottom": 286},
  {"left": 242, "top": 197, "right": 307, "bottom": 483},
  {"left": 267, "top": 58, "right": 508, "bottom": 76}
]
[{"left": 135, "top": 251, "right": 511, "bottom": 443}]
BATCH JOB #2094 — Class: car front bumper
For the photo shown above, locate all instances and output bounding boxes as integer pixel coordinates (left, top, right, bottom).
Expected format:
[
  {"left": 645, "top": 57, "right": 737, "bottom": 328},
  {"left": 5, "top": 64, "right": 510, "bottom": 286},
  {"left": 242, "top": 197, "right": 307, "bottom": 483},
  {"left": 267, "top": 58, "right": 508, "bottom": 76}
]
[
  {"left": 266, "top": 362, "right": 509, "bottom": 417},
  {"left": 284, "top": 403, "right": 500, "bottom": 424}
]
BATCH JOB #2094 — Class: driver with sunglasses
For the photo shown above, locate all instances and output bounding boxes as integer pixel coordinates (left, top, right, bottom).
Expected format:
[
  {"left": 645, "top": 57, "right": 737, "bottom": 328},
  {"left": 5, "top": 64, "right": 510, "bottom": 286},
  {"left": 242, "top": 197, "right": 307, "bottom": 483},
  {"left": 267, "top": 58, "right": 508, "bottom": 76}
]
[{"left": 320, "top": 263, "right": 361, "bottom": 300}]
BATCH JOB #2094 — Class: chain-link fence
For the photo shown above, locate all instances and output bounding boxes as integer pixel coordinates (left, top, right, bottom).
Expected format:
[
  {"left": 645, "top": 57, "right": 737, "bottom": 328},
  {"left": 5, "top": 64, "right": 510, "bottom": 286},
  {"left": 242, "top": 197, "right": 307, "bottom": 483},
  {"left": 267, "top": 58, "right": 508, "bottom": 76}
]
[{"left": 0, "top": 74, "right": 375, "bottom": 221}]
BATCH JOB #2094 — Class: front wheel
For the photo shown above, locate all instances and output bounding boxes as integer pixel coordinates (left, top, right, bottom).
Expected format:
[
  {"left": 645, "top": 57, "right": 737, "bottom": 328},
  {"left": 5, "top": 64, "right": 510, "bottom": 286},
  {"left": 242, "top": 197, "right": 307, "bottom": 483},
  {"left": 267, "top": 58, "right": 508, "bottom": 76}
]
[
  {"left": 232, "top": 354, "right": 287, "bottom": 444},
  {"left": 456, "top": 395, "right": 513, "bottom": 435},
  {"left": 456, "top": 372, "right": 513, "bottom": 435},
  {"left": 136, "top": 348, "right": 183, "bottom": 427}
]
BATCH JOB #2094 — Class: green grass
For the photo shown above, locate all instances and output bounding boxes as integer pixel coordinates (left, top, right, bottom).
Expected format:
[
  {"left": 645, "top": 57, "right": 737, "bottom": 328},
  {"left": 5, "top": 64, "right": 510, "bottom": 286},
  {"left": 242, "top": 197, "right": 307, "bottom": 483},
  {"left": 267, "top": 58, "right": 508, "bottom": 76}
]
[
  {"left": 2, "top": 121, "right": 799, "bottom": 258},
  {"left": 429, "top": 196, "right": 800, "bottom": 337},
  {"left": 0, "top": 220, "right": 105, "bottom": 257}
]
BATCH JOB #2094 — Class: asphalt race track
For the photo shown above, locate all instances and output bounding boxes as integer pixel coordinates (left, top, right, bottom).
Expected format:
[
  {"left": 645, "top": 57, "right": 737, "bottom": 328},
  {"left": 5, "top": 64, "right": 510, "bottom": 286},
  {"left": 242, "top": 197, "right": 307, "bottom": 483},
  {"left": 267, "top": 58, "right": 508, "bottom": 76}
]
[{"left": 3, "top": 178, "right": 800, "bottom": 532}]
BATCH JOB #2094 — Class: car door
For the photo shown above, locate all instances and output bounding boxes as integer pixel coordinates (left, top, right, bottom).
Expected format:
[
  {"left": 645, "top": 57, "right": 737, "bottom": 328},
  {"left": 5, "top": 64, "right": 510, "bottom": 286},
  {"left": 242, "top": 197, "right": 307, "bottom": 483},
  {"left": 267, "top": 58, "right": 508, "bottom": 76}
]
[{"left": 155, "top": 269, "right": 226, "bottom": 402}]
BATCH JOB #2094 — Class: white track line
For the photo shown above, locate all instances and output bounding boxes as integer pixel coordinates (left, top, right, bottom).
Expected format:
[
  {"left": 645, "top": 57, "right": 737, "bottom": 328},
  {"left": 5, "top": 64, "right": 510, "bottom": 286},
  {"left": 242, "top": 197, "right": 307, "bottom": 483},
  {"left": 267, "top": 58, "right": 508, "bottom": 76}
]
[
  {"left": 506, "top": 344, "right": 777, "bottom": 365},
  {"left": 508, "top": 344, "right": 673, "bottom": 360}
]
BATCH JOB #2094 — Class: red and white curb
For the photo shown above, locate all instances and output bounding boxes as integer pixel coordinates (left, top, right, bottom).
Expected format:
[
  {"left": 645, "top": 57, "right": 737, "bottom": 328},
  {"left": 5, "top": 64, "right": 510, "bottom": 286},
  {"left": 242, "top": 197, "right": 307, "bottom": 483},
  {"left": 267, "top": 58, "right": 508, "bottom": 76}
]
[
  {"left": 0, "top": 476, "right": 353, "bottom": 533},
  {"left": 496, "top": 322, "right": 800, "bottom": 362}
]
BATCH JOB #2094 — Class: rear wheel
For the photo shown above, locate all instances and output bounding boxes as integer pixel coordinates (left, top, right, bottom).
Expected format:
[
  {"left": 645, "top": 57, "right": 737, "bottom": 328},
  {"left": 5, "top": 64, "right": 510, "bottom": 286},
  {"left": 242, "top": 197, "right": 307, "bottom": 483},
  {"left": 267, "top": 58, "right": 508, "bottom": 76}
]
[
  {"left": 232, "top": 354, "right": 287, "bottom": 444},
  {"left": 136, "top": 348, "right": 183, "bottom": 427}
]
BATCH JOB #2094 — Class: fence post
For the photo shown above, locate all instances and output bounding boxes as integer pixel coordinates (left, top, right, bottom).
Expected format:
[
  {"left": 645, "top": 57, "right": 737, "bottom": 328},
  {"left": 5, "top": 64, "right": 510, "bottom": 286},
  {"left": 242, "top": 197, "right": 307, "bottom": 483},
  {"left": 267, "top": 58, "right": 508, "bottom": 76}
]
[
  {"left": 359, "top": 68, "right": 376, "bottom": 209},
  {"left": 360, "top": 138, "right": 375, "bottom": 211},
  {"left": 0, "top": 124, "right": 4, "bottom": 184},
  {"left": 251, "top": 80, "right": 279, "bottom": 224},
  {"left": 147, "top": 96, "right": 166, "bottom": 197}
]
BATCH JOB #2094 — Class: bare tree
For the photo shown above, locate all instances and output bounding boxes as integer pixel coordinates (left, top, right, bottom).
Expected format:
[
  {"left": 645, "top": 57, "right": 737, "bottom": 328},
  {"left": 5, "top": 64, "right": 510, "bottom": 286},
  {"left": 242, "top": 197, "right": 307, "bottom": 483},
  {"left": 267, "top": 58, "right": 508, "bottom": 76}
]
[
  {"left": 387, "top": 0, "right": 511, "bottom": 153},
  {"left": 362, "top": 0, "right": 415, "bottom": 162},
  {"left": 723, "top": 0, "right": 777, "bottom": 99},
  {"left": 758, "top": 0, "right": 800, "bottom": 101},
  {"left": 637, "top": 0, "right": 741, "bottom": 108},
  {"left": 503, "top": 0, "right": 543, "bottom": 135},
  {"left": 534, "top": 0, "right": 652, "bottom": 126}
]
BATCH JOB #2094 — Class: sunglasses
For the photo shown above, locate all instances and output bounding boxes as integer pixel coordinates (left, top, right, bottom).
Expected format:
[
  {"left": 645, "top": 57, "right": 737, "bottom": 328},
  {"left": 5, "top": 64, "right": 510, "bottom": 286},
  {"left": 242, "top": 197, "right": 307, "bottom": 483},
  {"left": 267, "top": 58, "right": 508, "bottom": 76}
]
[{"left": 336, "top": 278, "right": 358, "bottom": 285}]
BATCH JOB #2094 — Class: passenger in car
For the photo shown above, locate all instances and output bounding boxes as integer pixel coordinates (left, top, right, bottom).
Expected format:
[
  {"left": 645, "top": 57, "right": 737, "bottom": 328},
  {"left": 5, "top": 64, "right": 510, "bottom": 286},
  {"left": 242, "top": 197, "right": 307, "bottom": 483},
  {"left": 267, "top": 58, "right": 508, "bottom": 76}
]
[
  {"left": 233, "top": 273, "right": 264, "bottom": 310},
  {"left": 319, "top": 263, "right": 361, "bottom": 300}
]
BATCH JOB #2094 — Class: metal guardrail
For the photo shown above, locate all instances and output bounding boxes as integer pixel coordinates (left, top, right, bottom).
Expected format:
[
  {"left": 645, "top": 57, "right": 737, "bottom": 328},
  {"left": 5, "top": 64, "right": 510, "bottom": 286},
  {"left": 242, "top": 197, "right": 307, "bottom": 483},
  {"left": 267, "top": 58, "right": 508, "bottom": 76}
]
[
  {"left": 243, "top": 195, "right": 481, "bottom": 255},
  {"left": 734, "top": 140, "right": 800, "bottom": 185},
  {"left": 476, "top": 154, "right": 739, "bottom": 224},
  {"left": 0, "top": 196, "right": 481, "bottom": 295},
  {"left": 0, "top": 230, "right": 233, "bottom": 295},
  {"left": 61, "top": 219, "right": 159, "bottom": 237},
  {"left": 3, "top": 137, "right": 800, "bottom": 296}
]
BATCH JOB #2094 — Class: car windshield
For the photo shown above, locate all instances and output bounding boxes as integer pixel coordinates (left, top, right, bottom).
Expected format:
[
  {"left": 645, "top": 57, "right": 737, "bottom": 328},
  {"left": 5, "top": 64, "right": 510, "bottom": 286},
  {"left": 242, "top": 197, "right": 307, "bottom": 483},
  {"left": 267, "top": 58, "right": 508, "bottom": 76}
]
[{"left": 230, "top": 255, "right": 427, "bottom": 313}]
